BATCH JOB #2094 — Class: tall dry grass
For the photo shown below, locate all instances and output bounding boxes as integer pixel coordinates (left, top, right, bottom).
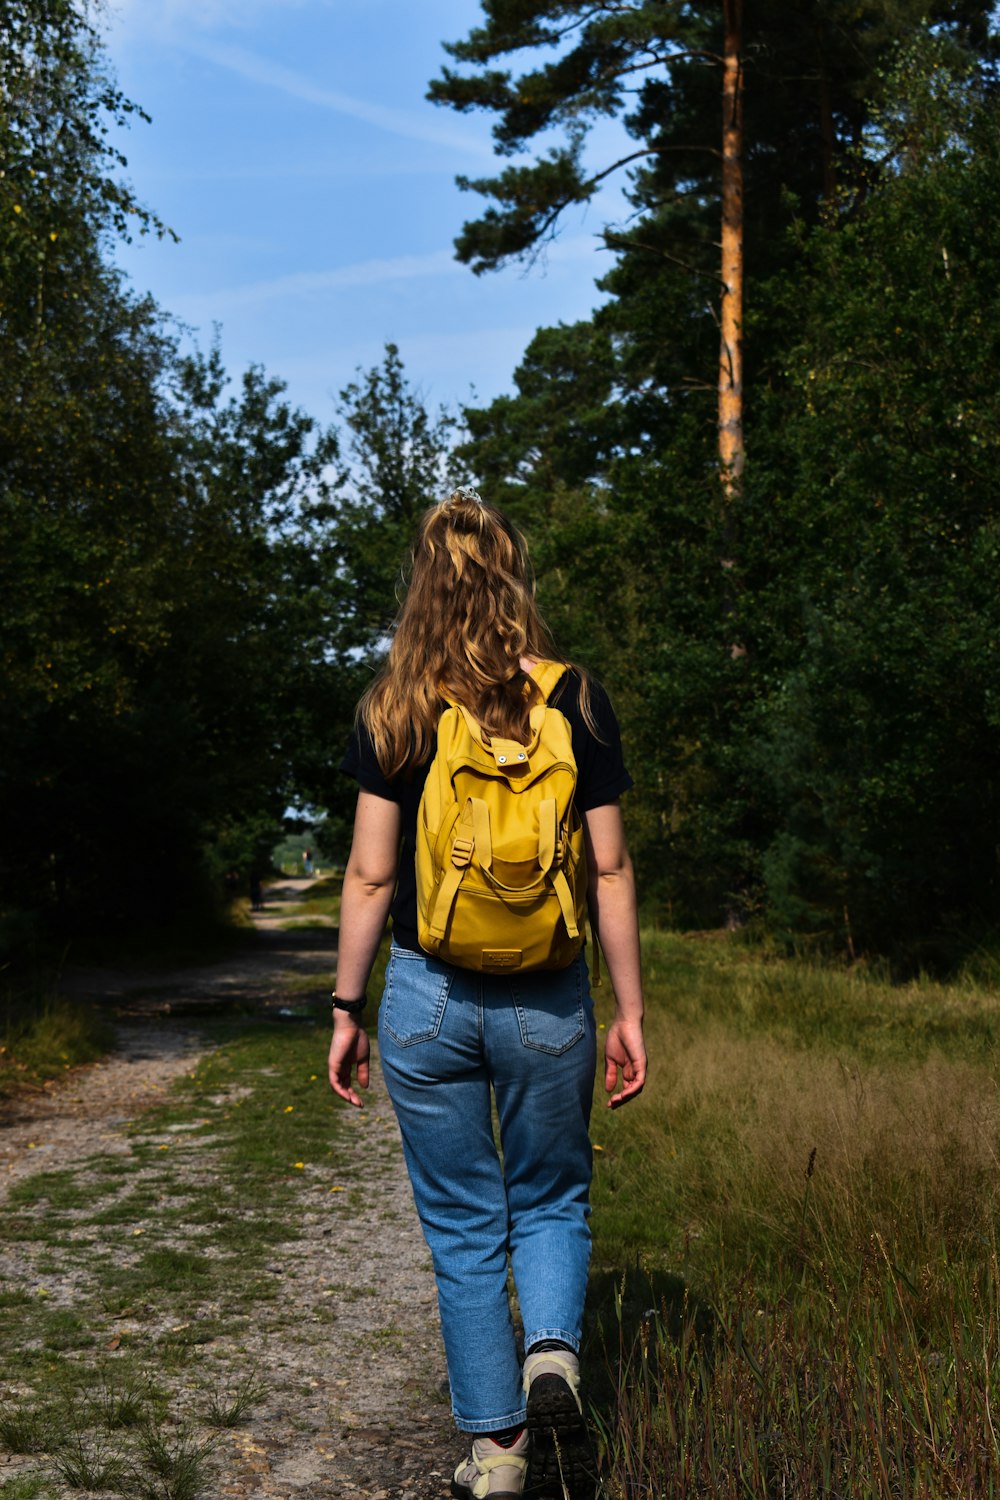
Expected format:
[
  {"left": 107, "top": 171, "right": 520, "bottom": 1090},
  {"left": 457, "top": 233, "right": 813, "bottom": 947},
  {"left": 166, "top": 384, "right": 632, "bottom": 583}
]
[{"left": 589, "top": 931, "right": 1000, "bottom": 1495}]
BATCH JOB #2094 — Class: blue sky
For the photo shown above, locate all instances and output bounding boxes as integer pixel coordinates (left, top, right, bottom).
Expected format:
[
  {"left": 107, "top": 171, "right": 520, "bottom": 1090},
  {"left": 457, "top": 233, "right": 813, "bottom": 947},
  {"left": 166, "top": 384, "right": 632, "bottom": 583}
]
[{"left": 105, "top": 0, "right": 626, "bottom": 426}]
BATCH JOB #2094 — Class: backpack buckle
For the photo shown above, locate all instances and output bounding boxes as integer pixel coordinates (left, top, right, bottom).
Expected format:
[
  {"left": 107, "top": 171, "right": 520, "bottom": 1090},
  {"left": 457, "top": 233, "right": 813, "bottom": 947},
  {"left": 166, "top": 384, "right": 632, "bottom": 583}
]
[{"left": 451, "top": 836, "right": 474, "bottom": 868}]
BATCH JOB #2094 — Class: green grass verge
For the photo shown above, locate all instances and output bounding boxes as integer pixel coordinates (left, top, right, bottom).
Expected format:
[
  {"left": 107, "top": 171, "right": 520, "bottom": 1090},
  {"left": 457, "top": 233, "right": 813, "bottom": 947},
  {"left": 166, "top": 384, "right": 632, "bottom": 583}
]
[{"left": 588, "top": 929, "right": 1000, "bottom": 1495}]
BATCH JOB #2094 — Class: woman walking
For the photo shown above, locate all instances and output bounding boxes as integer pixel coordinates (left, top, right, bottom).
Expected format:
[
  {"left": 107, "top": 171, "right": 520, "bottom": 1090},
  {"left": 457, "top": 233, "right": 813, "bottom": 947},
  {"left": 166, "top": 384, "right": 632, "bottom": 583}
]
[{"left": 328, "top": 489, "right": 646, "bottom": 1500}]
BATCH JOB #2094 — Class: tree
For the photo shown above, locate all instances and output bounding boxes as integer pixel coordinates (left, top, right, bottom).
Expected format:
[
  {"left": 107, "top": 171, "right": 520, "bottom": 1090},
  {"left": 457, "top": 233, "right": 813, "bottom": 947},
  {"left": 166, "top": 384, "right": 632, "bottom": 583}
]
[
  {"left": 450, "top": 9, "right": 1000, "bottom": 943},
  {"left": 719, "top": 0, "right": 743, "bottom": 500},
  {"left": 329, "top": 343, "right": 459, "bottom": 652},
  {"left": 430, "top": 0, "right": 747, "bottom": 487},
  {"left": 430, "top": 2, "right": 995, "bottom": 493},
  {"left": 739, "top": 44, "right": 1000, "bottom": 960},
  {"left": 0, "top": 0, "right": 174, "bottom": 390},
  {"left": 0, "top": 2, "right": 351, "bottom": 944}
]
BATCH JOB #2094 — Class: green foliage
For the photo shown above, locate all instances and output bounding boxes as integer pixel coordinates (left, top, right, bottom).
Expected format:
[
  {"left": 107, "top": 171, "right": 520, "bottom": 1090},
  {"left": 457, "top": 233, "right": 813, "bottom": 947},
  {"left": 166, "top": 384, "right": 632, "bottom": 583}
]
[
  {"left": 741, "top": 43, "right": 1000, "bottom": 958},
  {"left": 330, "top": 341, "right": 459, "bottom": 651},
  {"left": 454, "top": 19, "right": 1000, "bottom": 958},
  {"left": 0, "top": 2, "right": 358, "bottom": 945},
  {"left": 5, "top": 0, "right": 1000, "bottom": 967}
]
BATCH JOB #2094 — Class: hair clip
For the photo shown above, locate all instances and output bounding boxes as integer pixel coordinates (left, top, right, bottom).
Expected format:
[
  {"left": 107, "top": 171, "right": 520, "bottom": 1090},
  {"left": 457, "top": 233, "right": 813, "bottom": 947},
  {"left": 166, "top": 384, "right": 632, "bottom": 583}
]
[{"left": 449, "top": 485, "right": 483, "bottom": 507}]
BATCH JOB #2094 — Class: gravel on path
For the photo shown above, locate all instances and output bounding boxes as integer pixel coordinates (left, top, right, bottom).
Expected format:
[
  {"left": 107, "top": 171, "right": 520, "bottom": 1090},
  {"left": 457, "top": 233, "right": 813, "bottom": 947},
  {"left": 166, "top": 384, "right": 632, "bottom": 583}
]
[{"left": 0, "top": 882, "right": 456, "bottom": 1499}]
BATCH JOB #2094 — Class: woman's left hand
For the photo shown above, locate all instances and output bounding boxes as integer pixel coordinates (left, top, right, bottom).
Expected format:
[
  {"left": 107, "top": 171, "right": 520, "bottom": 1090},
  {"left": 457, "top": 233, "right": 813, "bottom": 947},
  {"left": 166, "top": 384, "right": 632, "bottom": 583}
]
[{"left": 328, "top": 1017, "right": 371, "bottom": 1108}]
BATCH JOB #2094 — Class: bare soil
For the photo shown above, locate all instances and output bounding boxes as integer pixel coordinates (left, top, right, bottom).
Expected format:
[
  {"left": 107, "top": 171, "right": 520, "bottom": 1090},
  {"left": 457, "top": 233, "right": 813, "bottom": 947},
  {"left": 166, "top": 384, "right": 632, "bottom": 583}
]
[{"left": 0, "top": 881, "right": 456, "bottom": 1499}]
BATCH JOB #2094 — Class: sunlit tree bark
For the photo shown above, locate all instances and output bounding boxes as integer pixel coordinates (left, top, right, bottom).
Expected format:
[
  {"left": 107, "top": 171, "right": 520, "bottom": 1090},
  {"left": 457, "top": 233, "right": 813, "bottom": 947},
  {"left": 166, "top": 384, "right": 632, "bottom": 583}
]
[{"left": 719, "top": 0, "right": 744, "bottom": 500}]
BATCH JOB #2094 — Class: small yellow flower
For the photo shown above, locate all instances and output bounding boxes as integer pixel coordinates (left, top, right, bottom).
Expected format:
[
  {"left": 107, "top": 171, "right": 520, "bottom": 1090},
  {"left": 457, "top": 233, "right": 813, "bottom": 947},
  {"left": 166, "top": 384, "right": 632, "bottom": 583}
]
[
  {"left": 283, "top": 1105, "right": 294, "bottom": 1113},
  {"left": 132, "top": 1228, "right": 144, "bottom": 1237},
  {"left": 158, "top": 1144, "right": 169, "bottom": 1151},
  {"left": 309, "top": 1074, "right": 318, "bottom": 1082},
  {"left": 329, "top": 1186, "right": 345, "bottom": 1193},
  {"left": 593, "top": 1144, "right": 605, "bottom": 1152},
  {"left": 13, "top": 204, "right": 22, "bottom": 214},
  {"left": 293, "top": 1162, "right": 305, "bottom": 1169}
]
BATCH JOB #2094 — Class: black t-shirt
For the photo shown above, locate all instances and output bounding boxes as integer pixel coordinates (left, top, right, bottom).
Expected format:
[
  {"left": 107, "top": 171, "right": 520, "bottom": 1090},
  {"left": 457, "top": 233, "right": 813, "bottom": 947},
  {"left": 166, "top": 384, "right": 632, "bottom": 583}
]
[{"left": 340, "top": 669, "right": 633, "bottom": 952}]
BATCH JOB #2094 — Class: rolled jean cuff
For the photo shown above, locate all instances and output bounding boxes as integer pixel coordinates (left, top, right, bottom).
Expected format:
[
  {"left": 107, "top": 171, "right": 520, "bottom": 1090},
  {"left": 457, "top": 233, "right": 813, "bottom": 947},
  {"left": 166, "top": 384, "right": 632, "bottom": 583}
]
[
  {"left": 523, "top": 1328, "right": 581, "bottom": 1356},
  {"left": 454, "top": 1403, "right": 528, "bottom": 1435}
]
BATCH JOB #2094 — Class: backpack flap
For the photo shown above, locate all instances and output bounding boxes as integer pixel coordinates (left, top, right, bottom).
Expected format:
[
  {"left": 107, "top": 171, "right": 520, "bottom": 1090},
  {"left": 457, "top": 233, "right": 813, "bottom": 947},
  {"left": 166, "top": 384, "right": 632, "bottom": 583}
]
[{"left": 455, "top": 705, "right": 535, "bottom": 782}]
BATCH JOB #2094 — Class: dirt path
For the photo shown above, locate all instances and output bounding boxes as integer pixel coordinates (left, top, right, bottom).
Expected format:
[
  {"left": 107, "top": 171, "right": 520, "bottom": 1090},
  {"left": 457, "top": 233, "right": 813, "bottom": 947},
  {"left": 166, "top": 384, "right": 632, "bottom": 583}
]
[{"left": 0, "top": 881, "right": 455, "bottom": 1498}]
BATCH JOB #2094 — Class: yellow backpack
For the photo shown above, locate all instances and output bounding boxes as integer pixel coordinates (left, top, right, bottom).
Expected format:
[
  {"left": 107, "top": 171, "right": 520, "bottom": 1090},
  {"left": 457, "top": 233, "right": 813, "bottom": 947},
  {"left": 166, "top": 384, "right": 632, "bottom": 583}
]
[{"left": 416, "top": 660, "right": 587, "bottom": 972}]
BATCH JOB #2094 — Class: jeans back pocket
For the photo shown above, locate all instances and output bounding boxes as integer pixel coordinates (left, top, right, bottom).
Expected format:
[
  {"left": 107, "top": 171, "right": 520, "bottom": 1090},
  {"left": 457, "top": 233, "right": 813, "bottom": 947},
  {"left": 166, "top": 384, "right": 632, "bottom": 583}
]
[
  {"left": 511, "top": 959, "right": 587, "bottom": 1055},
  {"left": 381, "top": 949, "right": 453, "bottom": 1046}
]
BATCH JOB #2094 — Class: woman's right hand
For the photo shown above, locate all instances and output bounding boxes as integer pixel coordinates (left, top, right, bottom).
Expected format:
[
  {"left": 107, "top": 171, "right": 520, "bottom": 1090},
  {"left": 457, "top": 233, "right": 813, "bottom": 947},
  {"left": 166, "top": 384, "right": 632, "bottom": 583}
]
[
  {"left": 603, "top": 1016, "right": 647, "bottom": 1109},
  {"left": 328, "top": 1017, "right": 371, "bottom": 1108}
]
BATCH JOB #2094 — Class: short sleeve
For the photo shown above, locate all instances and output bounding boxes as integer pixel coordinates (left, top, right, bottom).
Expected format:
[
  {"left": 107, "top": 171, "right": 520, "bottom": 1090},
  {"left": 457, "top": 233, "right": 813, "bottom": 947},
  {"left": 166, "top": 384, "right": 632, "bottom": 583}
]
[
  {"left": 340, "top": 720, "right": 401, "bottom": 803},
  {"left": 552, "top": 672, "right": 633, "bottom": 811}
]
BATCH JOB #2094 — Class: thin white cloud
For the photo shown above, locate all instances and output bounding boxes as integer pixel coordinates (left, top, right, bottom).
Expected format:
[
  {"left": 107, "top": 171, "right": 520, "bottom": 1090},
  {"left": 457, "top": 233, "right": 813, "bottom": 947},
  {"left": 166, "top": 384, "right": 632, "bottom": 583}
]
[
  {"left": 106, "top": 4, "right": 491, "bottom": 161},
  {"left": 185, "top": 41, "right": 495, "bottom": 161},
  {"left": 139, "top": 155, "right": 452, "bottom": 185},
  {"left": 172, "top": 234, "right": 603, "bottom": 322},
  {"left": 173, "top": 248, "right": 461, "bottom": 320},
  {"left": 241, "top": 325, "right": 545, "bottom": 409}
]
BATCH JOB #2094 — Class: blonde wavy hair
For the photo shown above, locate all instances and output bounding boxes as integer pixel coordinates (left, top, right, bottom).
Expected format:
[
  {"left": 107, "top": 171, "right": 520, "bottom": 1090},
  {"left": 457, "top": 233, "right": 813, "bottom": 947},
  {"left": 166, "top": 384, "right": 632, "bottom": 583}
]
[{"left": 359, "top": 489, "right": 590, "bottom": 778}]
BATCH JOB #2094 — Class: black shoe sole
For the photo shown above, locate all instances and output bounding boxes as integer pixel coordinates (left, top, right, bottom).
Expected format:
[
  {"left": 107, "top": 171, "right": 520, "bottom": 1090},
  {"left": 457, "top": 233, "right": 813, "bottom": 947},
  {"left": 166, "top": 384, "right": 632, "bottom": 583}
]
[{"left": 525, "top": 1373, "right": 597, "bottom": 1500}]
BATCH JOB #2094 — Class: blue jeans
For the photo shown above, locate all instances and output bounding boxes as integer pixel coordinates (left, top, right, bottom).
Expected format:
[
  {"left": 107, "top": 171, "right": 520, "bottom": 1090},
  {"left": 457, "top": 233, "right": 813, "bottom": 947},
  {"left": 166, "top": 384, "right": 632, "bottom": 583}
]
[{"left": 378, "top": 944, "right": 597, "bottom": 1433}]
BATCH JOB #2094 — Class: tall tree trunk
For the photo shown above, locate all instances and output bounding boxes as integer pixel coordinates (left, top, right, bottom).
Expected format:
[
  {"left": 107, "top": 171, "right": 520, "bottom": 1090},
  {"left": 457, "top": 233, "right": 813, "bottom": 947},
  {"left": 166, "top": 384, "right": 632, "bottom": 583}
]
[
  {"left": 719, "top": 0, "right": 744, "bottom": 501},
  {"left": 720, "top": 0, "right": 746, "bottom": 680}
]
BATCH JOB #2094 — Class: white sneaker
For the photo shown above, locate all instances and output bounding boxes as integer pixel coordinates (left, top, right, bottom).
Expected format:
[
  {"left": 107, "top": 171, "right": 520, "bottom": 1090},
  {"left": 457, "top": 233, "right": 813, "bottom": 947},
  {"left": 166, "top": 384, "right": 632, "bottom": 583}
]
[{"left": 451, "top": 1429, "right": 529, "bottom": 1499}]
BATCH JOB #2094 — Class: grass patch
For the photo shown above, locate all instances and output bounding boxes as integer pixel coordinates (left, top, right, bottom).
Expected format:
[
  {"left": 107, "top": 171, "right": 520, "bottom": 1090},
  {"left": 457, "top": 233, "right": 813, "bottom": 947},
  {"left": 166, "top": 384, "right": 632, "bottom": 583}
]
[
  {"left": 589, "top": 929, "right": 1000, "bottom": 1495},
  {"left": 0, "top": 1474, "right": 58, "bottom": 1499},
  {"left": 132, "top": 1426, "right": 217, "bottom": 1500},
  {"left": 203, "top": 1368, "right": 266, "bottom": 1428},
  {"left": 640, "top": 928, "right": 1000, "bottom": 1059},
  {"left": 87, "top": 1370, "right": 158, "bottom": 1430},
  {"left": 0, "top": 990, "right": 113, "bottom": 1099},
  {"left": 52, "top": 1434, "right": 127, "bottom": 1492},
  {"left": 0, "top": 1410, "right": 53, "bottom": 1456}
]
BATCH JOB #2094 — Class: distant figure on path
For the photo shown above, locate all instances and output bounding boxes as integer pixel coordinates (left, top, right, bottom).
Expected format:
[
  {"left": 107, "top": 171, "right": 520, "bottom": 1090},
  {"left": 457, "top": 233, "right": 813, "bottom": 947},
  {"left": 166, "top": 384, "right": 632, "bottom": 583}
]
[
  {"left": 249, "top": 870, "right": 263, "bottom": 911},
  {"left": 328, "top": 490, "right": 646, "bottom": 1500},
  {"left": 302, "top": 848, "right": 313, "bottom": 877}
]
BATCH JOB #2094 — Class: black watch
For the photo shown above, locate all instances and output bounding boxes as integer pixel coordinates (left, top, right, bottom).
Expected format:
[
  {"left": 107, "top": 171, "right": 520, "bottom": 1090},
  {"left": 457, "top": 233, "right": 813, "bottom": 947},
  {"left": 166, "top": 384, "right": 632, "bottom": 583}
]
[{"left": 331, "top": 993, "right": 367, "bottom": 1016}]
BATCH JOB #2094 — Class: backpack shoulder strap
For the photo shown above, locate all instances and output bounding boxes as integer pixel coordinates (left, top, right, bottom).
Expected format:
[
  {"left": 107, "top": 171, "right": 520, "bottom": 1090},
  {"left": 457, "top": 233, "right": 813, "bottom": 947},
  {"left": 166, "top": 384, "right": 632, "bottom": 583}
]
[{"left": 528, "top": 659, "right": 569, "bottom": 705}]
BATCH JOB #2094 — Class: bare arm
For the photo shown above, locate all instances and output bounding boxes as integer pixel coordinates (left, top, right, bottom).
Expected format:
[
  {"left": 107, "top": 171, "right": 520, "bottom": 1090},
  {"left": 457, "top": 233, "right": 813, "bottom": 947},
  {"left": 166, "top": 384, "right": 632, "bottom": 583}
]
[
  {"left": 327, "top": 790, "right": 401, "bottom": 1108},
  {"left": 582, "top": 801, "right": 647, "bottom": 1108}
]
